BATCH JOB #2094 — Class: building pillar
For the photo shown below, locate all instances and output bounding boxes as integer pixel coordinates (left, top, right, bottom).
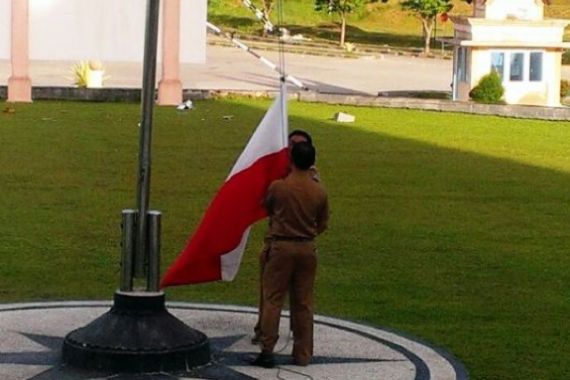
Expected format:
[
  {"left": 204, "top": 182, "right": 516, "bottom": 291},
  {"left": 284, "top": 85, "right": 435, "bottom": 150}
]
[
  {"left": 8, "top": 0, "right": 32, "bottom": 103},
  {"left": 452, "top": 45, "right": 458, "bottom": 101},
  {"left": 157, "top": 0, "right": 182, "bottom": 106},
  {"left": 548, "top": 49, "right": 562, "bottom": 107}
]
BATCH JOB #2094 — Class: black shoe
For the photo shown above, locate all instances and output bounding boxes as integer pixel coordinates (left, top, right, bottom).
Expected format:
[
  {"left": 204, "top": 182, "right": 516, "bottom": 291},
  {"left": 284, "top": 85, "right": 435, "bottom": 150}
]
[
  {"left": 251, "top": 353, "right": 276, "bottom": 368},
  {"left": 251, "top": 334, "right": 261, "bottom": 345}
]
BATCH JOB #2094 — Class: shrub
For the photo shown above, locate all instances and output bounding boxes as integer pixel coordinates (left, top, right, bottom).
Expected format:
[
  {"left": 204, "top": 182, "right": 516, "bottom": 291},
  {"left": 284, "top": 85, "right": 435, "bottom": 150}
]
[
  {"left": 69, "top": 60, "right": 107, "bottom": 88},
  {"left": 561, "top": 80, "right": 570, "bottom": 99},
  {"left": 469, "top": 71, "right": 504, "bottom": 104},
  {"left": 71, "top": 61, "right": 90, "bottom": 88}
]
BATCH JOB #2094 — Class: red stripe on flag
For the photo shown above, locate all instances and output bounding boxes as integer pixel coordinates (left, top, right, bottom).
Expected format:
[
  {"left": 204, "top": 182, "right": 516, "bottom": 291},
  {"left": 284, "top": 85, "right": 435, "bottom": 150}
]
[{"left": 161, "top": 148, "right": 289, "bottom": 287}]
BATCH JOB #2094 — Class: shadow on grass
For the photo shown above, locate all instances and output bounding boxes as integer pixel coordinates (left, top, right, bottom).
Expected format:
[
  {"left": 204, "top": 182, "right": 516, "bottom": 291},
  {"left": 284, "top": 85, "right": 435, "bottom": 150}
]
[{"left": 1, "top": 99, "right": 569, "bottom": 379}]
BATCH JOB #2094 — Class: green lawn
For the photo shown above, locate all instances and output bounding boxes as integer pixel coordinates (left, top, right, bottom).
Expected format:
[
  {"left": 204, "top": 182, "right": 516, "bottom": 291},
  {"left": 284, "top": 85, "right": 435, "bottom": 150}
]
[{"left": 1, "top": 99, "right": 569, "bottom": 379}]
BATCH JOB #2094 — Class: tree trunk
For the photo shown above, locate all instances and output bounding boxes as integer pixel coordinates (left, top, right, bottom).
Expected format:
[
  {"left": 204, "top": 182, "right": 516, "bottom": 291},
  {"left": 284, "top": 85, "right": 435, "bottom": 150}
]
[
  {"left": 261, "top": 0, "right": 273, "bottom": 37},
  {"left": 421, "top": 18, "right": 433, "bottom": 54},
  {"left": 262, "top": 9, "right": 270, "bottom": 37},
  {"left": 340, "top": 15, "right": 346, "bottom": 46}
]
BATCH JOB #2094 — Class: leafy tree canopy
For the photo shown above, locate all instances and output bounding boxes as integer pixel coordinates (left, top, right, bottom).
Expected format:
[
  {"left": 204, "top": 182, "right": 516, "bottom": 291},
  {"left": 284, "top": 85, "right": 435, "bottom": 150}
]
[
  {"left": 315, "top": 0, "right": 365, "bottom": 14},
  {"left": 400, "top": 0, "right": 453, "bottom": 19}
]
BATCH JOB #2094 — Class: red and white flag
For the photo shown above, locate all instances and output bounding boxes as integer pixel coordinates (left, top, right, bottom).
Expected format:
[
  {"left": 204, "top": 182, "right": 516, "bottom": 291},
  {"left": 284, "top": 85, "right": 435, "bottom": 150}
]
[{"left": 161, "top": 91, "right": 289, "bottom": 287}]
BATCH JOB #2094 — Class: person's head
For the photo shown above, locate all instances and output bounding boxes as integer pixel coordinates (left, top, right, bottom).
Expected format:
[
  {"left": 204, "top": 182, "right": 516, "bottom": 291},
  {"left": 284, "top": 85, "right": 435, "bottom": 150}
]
[
  {"left": 291, "top": 142, "right": 315, "bottom": 171},
  {"left": 288, "top": 130, "right": 312, "bottom": 146}
]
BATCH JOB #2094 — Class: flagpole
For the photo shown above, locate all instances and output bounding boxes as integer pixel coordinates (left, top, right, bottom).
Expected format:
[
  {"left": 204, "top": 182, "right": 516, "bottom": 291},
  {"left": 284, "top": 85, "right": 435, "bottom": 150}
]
[
  {"left": 134, "top": 0, "right": 161, "bottom": 282},
  {"left": 61, "top": 0, "right": 210, "bottom": 372}
]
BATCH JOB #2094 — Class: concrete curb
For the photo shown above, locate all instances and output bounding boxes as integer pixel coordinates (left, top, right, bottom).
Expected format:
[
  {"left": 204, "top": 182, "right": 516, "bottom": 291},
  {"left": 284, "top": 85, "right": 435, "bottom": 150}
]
[
  {"left": 207, "top": 35, "right": 453, "bottom": 61},
  {"left": 0, "top": 86, "right": 212, "bottom": 103},
  {"left": 298, "top": 92, "right": 570, "bottom": 121},
  {"left": 2, "top": 85, "right": 569, "bottom": 121}
]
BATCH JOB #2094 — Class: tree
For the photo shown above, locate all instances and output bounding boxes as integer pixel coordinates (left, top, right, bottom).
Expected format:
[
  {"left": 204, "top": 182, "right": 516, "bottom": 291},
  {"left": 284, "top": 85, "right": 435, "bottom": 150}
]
[
  {"left": 261, "top": 0, "right": 274, "bottom": 20},
  {"left": 400, "top": 0, "right": 453, "bottom": 54},
  {"left": 260, "top": 0, "right": 275, "bottom": 36},
  {"left": 315, "top": 0, "right": 367, "bottom": 47}
]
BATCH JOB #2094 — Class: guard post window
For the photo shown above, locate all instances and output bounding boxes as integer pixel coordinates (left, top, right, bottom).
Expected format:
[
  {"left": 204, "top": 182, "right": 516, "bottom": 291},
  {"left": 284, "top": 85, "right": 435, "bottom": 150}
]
[
  {"left": 529, "top": 52, "right": 543, "bottom": 81},
  {"left": 491, "top": 52, "right": 505, "bottom": 80},
  {"left": 510, "top": 52, "right": 524, "bottom": 81}
]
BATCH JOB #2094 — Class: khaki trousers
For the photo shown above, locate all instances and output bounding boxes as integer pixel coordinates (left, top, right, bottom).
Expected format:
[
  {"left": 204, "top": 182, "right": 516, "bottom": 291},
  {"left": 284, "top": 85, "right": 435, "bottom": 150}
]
[
  {"left": 254, "top": 241, "right": 270, "bottom": 338},
  {"left": 254, "top": 241, "right": 296, "bottom": 338},
  {"left": 259, "top": 240, "right": 316, "bottom": 365}
]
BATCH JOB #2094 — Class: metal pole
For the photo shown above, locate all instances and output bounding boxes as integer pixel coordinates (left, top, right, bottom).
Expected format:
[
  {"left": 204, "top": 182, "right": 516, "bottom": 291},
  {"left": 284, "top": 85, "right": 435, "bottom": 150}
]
[
  {"left": 120, "top": 209, "right": 137, "bottom": 291},
  {"left": 62, "top": 0, "right": 211, "bottom": 371},
  {"left": 147, "top": 211, "right": 162, "bottom": 292},
  {"left": 452, "top": 46, "right": 458, "bottom": 101},
  {"left": 206, "top": 22, "right": 307, "bottom": 90},
  {"left": 134, "top": 0, "right": 161, "bottom": 279}
]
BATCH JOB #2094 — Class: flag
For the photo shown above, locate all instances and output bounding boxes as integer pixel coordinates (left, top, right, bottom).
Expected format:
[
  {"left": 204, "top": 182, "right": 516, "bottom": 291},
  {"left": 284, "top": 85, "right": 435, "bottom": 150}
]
[{"left": 161, "top": 90, "right": 289, "bottom": 287}]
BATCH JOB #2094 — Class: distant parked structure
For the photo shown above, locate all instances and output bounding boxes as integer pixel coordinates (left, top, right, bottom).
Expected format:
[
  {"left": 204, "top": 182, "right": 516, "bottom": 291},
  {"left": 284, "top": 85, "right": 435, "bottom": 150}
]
[{"left": 447, "top": 0, "right": 569, "bottom": 106}]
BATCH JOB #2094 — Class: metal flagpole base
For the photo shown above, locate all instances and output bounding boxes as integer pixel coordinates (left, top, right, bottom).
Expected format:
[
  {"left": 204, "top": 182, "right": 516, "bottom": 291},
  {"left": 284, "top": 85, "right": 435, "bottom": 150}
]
[{"left": 62, "top": 291, "right": 210, "bottom": 373}]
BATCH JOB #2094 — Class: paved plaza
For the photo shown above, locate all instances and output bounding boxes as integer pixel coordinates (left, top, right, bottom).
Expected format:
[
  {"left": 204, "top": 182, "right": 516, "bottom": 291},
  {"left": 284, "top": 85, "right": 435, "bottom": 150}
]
[
  {"left": 0, "top": 44, "right": 463, "bottom": 96},
  {"left": 2, "top": 44, "right": 569, "bottom": 96},
  {"left": 0, "top": 301, "right": 468, "bottom": 380}
]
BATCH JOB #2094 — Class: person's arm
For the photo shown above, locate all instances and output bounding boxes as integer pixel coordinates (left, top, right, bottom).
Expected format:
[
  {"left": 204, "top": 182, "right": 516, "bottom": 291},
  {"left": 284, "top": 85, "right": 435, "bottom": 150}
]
[
  {"left": 263, "top": 181, "right": 278, "bottom": 214},
  {"left": 316, "top": 194, "right": 329, "bottom": 235}
]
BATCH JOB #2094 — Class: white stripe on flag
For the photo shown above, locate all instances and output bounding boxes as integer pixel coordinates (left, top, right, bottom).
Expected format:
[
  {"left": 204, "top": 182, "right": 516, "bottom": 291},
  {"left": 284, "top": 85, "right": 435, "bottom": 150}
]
[
  {"left": 221, "top": 227, "right": 251, "bottom": 281},
  {"left": 227, "top": 91, "right": 288, "bottom": 180}
]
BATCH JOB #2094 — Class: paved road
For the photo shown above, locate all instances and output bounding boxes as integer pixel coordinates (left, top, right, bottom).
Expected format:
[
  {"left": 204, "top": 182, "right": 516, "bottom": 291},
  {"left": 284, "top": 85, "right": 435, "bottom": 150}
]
[
  {"left": 182, "top": 46, "right": 455, "bottom": 94},
  {"left": 1, "top": 45, "right": 452, "bottom": 95},
  {"left": 1, "top": 45, "right": 569, "bottom": 95}
]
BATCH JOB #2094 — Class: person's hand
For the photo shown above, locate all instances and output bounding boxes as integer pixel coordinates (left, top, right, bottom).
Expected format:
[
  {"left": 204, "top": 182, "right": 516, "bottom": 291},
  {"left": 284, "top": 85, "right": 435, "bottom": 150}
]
[{"left": 309, "top": 166, "right": 320, "bottom": 182}]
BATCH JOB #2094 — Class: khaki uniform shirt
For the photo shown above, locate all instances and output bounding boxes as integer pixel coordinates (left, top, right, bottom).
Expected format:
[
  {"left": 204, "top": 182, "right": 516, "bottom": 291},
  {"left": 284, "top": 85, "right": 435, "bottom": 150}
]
[{"left": 264, "top": 170, "right": 329, "bottom": 239}]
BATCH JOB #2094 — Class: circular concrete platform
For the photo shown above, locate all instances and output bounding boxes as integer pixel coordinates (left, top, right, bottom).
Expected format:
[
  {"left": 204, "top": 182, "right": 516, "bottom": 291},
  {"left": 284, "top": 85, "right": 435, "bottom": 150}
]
[{"left": 0, "top": 302, "right": 468, "bottom": 380}]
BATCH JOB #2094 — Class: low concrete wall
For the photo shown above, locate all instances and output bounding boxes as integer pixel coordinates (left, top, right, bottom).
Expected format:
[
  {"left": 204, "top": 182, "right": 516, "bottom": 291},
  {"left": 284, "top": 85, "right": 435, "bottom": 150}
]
[
  {"left": 299, "top": 92, "right": 570, "bottom": 121},
  {"left": 1, "top": 86, "right": 569, "bottom": 121},
  {"left": 0, "top": 86, "right": 211, "bottom": 103}
]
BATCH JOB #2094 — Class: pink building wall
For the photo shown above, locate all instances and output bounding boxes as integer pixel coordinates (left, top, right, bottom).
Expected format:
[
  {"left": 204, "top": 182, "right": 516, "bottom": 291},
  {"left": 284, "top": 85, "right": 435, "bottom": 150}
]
[{"left": 0, "top": 1, "right": 9, "bottom": 60}]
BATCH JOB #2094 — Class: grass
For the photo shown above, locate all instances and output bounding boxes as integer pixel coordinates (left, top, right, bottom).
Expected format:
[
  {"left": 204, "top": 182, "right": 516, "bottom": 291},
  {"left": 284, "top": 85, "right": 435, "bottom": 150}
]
[
  {"left": 208, "top": 0, "right": 464, "bottom": 48},
  {"left": 1, "top": 99, "right": 570, "bottom": 379},
  {"left": 208, "top": 0, "right": 570, "bottom": 47}
]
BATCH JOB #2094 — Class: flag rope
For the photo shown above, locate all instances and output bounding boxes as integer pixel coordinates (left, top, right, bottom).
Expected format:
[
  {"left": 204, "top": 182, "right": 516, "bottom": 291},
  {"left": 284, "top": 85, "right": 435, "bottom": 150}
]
[
  {"left": 274, "top": 2, "right": 312, "bottom": 379},
  {"left": 277, "top": 0, "right": 288, "bottom": 148},
  {"left": 206, "top": 22, "right": 306, "bottom": 90}
]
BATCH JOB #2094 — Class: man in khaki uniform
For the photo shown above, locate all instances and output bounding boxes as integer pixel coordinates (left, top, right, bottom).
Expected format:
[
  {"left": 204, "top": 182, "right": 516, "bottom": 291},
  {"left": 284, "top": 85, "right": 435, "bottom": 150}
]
[
  {"left": 253, "top": 142, "right": 329, "bottom": 368},
  {"left": 252, "top": 130, "right": 318, "bottom": 344}
]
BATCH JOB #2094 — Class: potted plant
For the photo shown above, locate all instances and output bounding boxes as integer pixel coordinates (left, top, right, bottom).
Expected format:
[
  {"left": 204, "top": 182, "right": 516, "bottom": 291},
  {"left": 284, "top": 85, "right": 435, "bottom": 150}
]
[
  {"left": 70, "top": 60, "right": 107, "bottom": 88},
  {"left": 86, "top": 60, "right": 105, "bottom": 88}
]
